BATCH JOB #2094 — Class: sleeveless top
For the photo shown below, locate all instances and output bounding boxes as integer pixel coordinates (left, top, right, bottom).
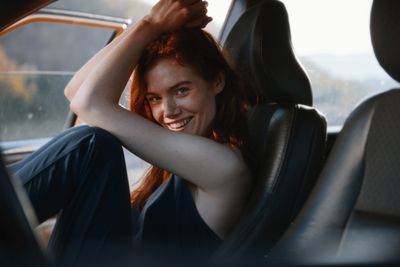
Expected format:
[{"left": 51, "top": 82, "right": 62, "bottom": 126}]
[{"left": 131, "top": 175, "right": 222, "bottom": 258}]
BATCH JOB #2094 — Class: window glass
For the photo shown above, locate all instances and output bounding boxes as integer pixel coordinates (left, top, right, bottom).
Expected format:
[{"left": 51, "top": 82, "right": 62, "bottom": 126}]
[
  {"left": 49, "top": 0, "right": 232, "bottom": 38},
  {"left": 282, "top": 0, "right": 400, "bottom": 128},
  {"left": 1, "top": 0, "right": 231, "bottom": 187},
  {"left": 0, "top": 23, "right": 113, "bottom": 141}
]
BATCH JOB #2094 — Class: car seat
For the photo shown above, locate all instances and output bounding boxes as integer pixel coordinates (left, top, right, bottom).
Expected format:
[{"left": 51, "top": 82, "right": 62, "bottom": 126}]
[
  {"left": 267, "top": 0, "right": 400, "bottom": 264},
  {"left": 216, "top": 0, "right": 327, "bottom": 259},
  {"left": 0, "top": 154, "right": 49, "bottom": 267}
]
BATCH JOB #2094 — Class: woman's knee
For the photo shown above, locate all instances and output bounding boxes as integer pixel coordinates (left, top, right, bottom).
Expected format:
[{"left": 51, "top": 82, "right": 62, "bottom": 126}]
[
  {"left": 69, "top": 126, "right": 128, "bottom": 196},
  {"left": 62, "top": 126, "right": 126, "bottom": 175},
  {"left": 71, "top": 126, "right": 122, "bottom": 153}
]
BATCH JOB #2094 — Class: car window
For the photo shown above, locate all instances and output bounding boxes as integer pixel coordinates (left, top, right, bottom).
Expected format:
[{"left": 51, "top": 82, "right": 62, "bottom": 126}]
[
  {"left": 1, "top": 0, "right": 232, "bottom": 189},
  {"left": 4, "top": 0, "right": 232, "bottom": 189},
  {"left": 282, "top": 0, "right": 400, "bottom": 129},
  {"left": 49, "top": 0, "right": 232, "bottom": 38},
  {"left": 0, "top": 22, "right": 114, "bottom": 142}
]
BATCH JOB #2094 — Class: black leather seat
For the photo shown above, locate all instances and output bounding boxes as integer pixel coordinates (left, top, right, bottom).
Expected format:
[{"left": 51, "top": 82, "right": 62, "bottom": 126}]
[
  {"left": 268, "top": 0, "right": 400, "bottom": 264},
  {"left": 0, "top": 155, "right": 49, "bottom": 267},
  {"left": 216, "top": 0, "right": 327, "bottom": 258}
]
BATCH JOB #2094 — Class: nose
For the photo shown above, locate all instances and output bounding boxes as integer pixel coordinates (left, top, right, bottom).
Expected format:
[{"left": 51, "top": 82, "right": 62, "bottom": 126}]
[{"left": 163, "top": 97, "right": 180, "bottom": 118}]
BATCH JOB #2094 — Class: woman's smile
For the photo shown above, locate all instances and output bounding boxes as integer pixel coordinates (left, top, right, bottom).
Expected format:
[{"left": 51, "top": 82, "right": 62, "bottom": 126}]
[
  {"left": 164, "top": 116, "right": 193, "bottom": 131},
  {"left": 145, "top": 58, "right": 224, "bottom": 136}
]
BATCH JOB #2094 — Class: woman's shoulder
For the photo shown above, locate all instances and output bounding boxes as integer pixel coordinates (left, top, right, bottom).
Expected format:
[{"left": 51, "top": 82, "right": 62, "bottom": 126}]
[{"left": 224, "top": 144, "right": 252, "bottom": 182}]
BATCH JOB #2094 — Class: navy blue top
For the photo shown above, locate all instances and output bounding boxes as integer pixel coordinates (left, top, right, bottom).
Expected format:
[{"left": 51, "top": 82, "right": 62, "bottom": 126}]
[{"left": 131, "top": 175, "right": 222, "bottom": 258}]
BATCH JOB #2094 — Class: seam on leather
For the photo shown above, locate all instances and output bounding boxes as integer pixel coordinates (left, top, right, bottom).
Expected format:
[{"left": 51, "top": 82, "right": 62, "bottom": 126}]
[
  {"left": 234, "top": 107, "right": 282, "bottom": 245},
  {"left": 294, "top": 109, "right": 327, "bottom": 215},
  {"left": 268, "top": 106, "right": 296, "bottom": 194},
  {"left": 229, "top": 106, "right": 295, "bottom": 250},
  {"left": 335, "top": 96, "right": 379, "bottom": 254},
  {"left": 290, "top": 111, "right": 320, "bottom": 219}
]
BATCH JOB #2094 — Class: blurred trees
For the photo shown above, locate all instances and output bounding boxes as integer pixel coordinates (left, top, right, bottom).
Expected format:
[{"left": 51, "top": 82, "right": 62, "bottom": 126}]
[
  {"left": 0, "top": 46, "right": 37, "bottom": 101},
  {"left": 0, "top": 45, "right": 70, "bottom": 141},
  {"left": 301, "top": 58, "right": 387, "bottom": 126}
]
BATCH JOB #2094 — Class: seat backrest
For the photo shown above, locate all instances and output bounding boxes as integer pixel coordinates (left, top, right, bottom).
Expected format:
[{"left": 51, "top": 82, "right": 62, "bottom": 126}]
[
  {"left": 216, "top": 0, "right": 327, "bottom": 258},
  {"left": 0, "top": 153, "right": 48, "bottom": 266},
  {"left": 268, "top": 0, "right": 400, "bottom": 264}
]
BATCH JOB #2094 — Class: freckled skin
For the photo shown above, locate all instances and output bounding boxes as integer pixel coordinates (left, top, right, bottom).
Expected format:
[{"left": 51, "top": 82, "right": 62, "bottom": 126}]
[{"left": 145, "top": 58, "right": 223, "bottom": 136}]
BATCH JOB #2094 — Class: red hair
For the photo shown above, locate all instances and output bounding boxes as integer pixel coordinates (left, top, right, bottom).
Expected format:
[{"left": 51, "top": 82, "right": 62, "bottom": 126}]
[{"left": 129, "top": 29, "right": 252, "bottom": 208}]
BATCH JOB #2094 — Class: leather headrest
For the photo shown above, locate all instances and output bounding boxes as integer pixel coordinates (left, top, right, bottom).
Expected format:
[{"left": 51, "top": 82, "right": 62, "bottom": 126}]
[
  {"left": 223, "top": 0, "right": 312, "bottom": 106},
  {"left": 371, "top": 0, "right": 400, "bottom": 82}
]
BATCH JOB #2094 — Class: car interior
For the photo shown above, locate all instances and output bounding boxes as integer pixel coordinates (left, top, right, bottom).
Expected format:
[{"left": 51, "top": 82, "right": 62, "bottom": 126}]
[
  {"left": 267, "top": 1, "right": 400, "bottom": 265},
  {"left": 1, "top": 1, "right": 55, "bottom": 32},
  {"left": 1, "top": 0, "right": 400, "bottom": 266},
  {"left": 0, "top": 155, "right": 49, "bottom": 266},
  {"left": 217, "top": 0, "right": 326, "bottom": 258}
]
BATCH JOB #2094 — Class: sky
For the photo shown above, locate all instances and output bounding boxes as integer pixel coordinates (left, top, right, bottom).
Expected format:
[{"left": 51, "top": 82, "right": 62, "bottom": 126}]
[
  {"left": 282, "top": 0, "right": 373, "bottom": 56},
  {"left": 165, "top": 0, "right": 375, "bottom": 56}
]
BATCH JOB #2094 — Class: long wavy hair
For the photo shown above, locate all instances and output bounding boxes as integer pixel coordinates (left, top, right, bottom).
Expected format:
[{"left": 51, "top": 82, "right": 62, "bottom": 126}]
[{"left": 129, "top": 29, "right": 252, "bottom": 209}]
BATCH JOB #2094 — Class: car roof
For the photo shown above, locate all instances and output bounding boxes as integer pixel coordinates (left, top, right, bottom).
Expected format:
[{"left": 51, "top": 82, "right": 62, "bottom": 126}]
[{"left": 0, "top": 0, "right": 56, "bottom": 31}]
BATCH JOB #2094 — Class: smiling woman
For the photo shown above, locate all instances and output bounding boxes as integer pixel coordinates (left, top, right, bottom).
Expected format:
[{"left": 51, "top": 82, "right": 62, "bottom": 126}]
[
  {"left": 144, "top": 59, "right": 221, "bottom": 135},
  {"left": 8, "top": 0, "right": 253, "bottom": 265},
  {"left": 129, "top": 29, "right": 251, "bottom": 210}
]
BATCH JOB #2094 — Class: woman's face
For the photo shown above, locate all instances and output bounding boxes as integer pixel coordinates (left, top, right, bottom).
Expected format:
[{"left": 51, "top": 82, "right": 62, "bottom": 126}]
[{"left": 145, "top": 58, "right": 224, "bottom": 136}]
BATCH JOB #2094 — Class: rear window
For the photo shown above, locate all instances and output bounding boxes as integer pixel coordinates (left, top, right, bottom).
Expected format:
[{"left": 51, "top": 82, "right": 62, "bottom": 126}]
[{"left": 282, "top": 0, "right": 400, "bottom": 128}]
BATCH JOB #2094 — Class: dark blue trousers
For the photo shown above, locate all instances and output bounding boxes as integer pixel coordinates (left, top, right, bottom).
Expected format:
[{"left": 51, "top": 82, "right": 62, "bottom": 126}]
[{"left": 8, "top": 125, "right": 133, "bottom": 266}]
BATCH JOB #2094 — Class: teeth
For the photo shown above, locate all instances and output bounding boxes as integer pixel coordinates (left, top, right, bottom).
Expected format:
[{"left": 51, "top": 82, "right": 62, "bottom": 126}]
[{"left": 167, "top": 118, "right": 191, "bottom": 130}]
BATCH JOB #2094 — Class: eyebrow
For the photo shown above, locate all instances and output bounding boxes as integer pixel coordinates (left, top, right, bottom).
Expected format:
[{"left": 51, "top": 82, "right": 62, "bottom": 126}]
[{"left": 146, "top": 81, "right": 192, "bottom": 95}]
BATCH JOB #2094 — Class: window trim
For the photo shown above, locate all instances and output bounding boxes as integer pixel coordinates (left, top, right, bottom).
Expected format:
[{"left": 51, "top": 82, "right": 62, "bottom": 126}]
[{"left": 0, "top": 8, "right": 130, "bottom": 37}]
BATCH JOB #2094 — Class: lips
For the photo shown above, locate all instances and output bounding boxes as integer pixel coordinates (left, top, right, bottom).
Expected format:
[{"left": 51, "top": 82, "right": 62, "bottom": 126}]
[{"left": 165, "top": 117, "right": 193, "bottom": 130}]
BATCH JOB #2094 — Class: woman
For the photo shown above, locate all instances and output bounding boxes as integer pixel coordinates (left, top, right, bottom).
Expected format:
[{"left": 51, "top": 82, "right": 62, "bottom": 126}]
[{"left": 10, "top": 0, "right": 253, "bottom": 264}]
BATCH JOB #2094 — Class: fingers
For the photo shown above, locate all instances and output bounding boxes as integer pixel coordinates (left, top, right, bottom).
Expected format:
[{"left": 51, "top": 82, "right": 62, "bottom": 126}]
[
  {"left": 185, "top": 16, "right": 212, "bottom": 29},
  {"left": 147, "top": 0, "right": 210, "bottom": 33},
  {"left": 179, "top": 0, "right": 202, "bottom": 5},
  {"left": 187, "top": 0, "right": 208, "bottom": 16},
  {"left": 183, "top": 1, "right": 210, "bottom": 28}
]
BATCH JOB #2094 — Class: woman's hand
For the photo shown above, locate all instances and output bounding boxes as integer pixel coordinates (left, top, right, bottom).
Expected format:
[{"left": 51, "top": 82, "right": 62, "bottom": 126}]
[
  {"left": 145, "top": 0, "right": 212, "bottom": 34},
  {"left": 65, "top": 0, "right": 211, "bottom": 101}
]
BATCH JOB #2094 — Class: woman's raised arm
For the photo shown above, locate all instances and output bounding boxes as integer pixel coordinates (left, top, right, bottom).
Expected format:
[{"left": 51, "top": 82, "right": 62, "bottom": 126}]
[
  {"left": 69, "top": 0, "right": 250, "bottom": 193},
  {"left": 64, "top": 33, "right": 125, "bottom": 101},
  {"left": 65, "top": 0, "right": 211, "bottom": 102}
]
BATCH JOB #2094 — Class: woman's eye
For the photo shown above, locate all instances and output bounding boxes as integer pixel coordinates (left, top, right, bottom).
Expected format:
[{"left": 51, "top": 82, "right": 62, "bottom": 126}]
[
  {"left": 176, "top": 87, "right": 189, "bottom": 96},
  {"left": 147, "top": 96, "right": 161, "bottom": 104}
]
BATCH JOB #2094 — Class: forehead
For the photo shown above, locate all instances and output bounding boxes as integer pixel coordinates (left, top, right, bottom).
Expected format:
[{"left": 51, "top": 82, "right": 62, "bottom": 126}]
[{"left": 145, "top": 58, "right": 202, "bottom": 93}]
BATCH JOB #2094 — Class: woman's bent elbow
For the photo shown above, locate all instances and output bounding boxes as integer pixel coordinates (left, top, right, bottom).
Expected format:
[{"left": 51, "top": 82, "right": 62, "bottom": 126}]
[
  {"left": 70, "top": 97, "right": 87, "bottom": 117},
  {"left": 64, "top": 86, "right": 73, "bottom": 102},
  {"left": 69, "top": 97, "right": 109, "bottom": 127}
]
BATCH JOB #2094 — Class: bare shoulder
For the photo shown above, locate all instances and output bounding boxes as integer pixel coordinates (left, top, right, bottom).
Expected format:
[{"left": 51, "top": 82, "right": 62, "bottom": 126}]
[
  {"left": 200, "top": 144, "right": 253, "bottom": 202},
  {"left": 193, "top": 145, "right": 253, "bottom": 238},
  {"left": 221, "top": 145, "right": 252, "bottom": 189}
]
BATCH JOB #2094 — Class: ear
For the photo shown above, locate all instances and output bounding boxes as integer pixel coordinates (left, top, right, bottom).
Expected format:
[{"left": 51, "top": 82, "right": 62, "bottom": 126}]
[{"left": 212, "top": 71, "right": 225, "bottom": 95}]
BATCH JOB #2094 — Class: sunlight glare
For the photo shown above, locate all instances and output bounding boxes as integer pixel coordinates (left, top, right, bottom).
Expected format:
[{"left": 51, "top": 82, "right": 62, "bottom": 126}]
[{"left": 283, "top": 0, "right": 373, "bottom": 56}]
